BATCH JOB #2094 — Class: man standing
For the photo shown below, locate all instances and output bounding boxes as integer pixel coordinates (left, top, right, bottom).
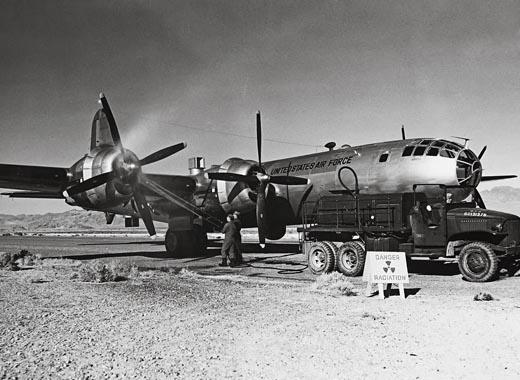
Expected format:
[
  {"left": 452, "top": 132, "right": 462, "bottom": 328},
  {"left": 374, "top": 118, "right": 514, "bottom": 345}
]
[
  {"left": 219, "top": 215, "right": 238, "bottom": 267},
  {"left": 233, "top": 211, "right": 243, "bottom": 264}
]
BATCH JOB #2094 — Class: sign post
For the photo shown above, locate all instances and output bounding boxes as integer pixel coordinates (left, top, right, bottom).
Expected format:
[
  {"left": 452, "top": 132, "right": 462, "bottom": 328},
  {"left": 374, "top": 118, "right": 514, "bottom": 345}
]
[{"left": 363, "top": 251, "right": 409, "bottom": 299}]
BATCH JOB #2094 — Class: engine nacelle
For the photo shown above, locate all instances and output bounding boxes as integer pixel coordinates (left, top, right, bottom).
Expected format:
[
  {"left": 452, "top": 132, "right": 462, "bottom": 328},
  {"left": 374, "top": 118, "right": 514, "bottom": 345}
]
[
  {"left": 68, "top": 147, "right": 133, "bottom": 209},
  {"left": 216, "top": 158, "right": 259, "bottom": 215}
]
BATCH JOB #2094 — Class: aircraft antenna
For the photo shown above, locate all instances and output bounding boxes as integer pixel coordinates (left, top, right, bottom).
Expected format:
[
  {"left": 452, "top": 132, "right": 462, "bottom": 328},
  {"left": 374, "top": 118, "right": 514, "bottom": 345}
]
[{"left": 401, "top": 125, "right": 406, "bottom": 140}]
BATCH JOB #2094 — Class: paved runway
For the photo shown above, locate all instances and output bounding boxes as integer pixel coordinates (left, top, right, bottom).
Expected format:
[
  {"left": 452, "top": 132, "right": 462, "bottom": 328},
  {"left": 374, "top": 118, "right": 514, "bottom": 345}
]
[{"left": 0, "top": 234, "right": 314, "bottom": 283}]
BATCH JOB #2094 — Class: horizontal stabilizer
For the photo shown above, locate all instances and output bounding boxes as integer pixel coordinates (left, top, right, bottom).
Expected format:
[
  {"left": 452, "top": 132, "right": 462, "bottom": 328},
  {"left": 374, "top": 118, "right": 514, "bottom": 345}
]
[{"left": 481, "top": 175, "right": 517, "bottom": 182}]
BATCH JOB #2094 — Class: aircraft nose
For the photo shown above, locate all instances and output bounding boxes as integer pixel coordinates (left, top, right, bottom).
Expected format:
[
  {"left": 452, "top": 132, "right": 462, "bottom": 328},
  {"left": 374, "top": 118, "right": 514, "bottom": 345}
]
[{"left": 456, "top": 149, "right": 481, "bottom": 187}]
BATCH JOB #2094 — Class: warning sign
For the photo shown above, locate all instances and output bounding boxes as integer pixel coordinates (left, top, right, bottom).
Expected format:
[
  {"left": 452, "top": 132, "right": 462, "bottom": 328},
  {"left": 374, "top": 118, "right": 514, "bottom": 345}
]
[{"left": 363, "top": 251, "right": 409, "bottom": 284}]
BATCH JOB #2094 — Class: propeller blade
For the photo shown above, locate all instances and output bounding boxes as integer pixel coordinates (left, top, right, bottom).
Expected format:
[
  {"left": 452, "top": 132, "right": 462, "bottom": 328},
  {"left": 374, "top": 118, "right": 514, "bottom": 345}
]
[
  {"left": 256, "top": 111, "right": 262, "bottom": 168},
  {"left": 478, "top": 146, "right": 487, "bottom": 160},
  {"left": 99, "top": 93, "right": 122, "bottom": 147},
  {"left": 481, "top": 175, "right": 517, "bottom": 182},
  {"left": 473, "top": 189, "right": 486, "bottom": 209},
  {"left": 269, "top": 175, "right": 308, "bottom": 185},
  {"left": 66, "top": 171, "right": 116, "bottom": 195},
  {"left": 132, "top": 186, "right": 156, "bottom": 236},
  {"left": 208, "top": 172, "right": 259, "bottom": 185},
  {"left": 140, "top": 142, "right": 187, "bottom": 166},
  {"left": 256, "top": 182, "right": 267, "bottom": 247},
  {"left": 227, "top": 182, "right": 249, "bottom": 203}
]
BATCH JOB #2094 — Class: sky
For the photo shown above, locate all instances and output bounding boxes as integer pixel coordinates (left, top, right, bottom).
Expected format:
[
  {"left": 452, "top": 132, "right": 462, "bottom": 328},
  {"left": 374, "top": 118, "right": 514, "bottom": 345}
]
[{"left": 1, "top": 0, "right": 520, "bottom": 214}]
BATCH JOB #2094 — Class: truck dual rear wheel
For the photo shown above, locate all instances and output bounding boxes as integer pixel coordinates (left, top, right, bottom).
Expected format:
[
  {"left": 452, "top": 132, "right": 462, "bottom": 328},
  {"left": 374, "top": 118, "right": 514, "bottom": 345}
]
[
  {"left": 458, "top": 242, "right": 499, "bottom": 282},
  {"left": 307, "top": 242, "right": 336, "bottom": 275},
  {"left": 336, "top": 241, "right": 366, "bottom": 277}
]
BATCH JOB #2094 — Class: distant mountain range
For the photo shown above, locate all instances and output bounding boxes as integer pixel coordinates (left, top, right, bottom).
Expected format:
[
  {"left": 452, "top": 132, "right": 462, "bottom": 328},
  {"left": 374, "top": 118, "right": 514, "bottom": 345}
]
[
  {"left": 479, "top": 186, "right": 520, "bottom": 216},
  {"left": 0, "top": 209, "right": 126, "bottom": 232},
  {"left": 1, "top": 186, "right": 520, "bottom": 232}
]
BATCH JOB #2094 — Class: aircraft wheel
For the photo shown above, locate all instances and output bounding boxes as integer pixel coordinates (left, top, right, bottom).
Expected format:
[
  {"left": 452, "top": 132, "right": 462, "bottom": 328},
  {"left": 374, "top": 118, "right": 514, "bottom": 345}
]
[
  {"left": 307, "top": 241, "right": 336, "bottom": 275},
  {"left": 336, "top": 241, "right": 366, "bottom": 277},
  {"left": 458, "top": 242, "right": 499, "bottom": 282},
  {"left": 192, "top": 225, "right": 208, "bottom": 256},
  {"left": 165, "top": 229, "right": 183, "bottom": 258}
]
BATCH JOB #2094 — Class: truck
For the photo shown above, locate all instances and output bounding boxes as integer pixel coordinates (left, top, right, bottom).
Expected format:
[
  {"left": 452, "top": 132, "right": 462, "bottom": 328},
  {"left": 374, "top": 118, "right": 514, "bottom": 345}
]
[{"left": 298, "top": 184, "right": 520, "bottom": 282}]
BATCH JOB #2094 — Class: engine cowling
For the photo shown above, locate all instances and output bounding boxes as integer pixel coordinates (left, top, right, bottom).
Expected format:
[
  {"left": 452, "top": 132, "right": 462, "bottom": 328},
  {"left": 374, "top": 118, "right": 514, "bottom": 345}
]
[
  {"left": 215, "top": 158, "right": 294, "bottom": 239},
  {"left": 68, "top": 147, "right": 133, "bottom": 209},
  {"left": 216, "top": 158, "right": 258, "bottom": 215}
]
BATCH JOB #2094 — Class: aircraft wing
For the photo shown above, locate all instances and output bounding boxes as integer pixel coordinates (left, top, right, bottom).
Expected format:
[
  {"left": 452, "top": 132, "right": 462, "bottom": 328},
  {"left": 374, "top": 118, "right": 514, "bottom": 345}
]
[
  {"left": 1, "top": 191, "right": 64, "bottom": 199},
  {"left": 143, "top": 173, "right": 196, "bottom": 196},
  {"left": 0, "top": 164, "right": 70, "bottom": 194}
]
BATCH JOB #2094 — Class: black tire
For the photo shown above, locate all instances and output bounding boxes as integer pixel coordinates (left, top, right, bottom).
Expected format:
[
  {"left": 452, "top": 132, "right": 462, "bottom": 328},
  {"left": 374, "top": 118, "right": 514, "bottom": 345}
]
[
  {"left": 165, "top": 228, "right": 208, "bottom": 258},
  {"left": 458, "top": 242, "right": 499, "bottom": 282},
  {"left": 165, "top": 229, "right": 183, "bottom": 258},
  {"left": 336, "top": 241, "right": 366, "bottom": 277},
  {"left": 192, "top": 224, "right": 208, "bottom": 256},
  {"left": 322, "top": 241, "right": 338, "bottom": 271},
  {"left": 307, "top": 241, "right": 336, "bottom": 275}
]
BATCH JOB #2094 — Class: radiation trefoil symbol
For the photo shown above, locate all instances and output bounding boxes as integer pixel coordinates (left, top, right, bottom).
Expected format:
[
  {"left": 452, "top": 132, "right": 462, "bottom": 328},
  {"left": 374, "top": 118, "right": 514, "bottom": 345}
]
[{"left": 383, "top": 261, "right": 395, "bottom": 273}]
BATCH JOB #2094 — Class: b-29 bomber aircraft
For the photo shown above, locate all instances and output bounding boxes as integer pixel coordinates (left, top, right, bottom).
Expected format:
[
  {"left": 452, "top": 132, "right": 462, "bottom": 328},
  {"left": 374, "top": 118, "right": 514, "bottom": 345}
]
[{"left": 0, "top": 94, "right": 516, "bottom": 259}]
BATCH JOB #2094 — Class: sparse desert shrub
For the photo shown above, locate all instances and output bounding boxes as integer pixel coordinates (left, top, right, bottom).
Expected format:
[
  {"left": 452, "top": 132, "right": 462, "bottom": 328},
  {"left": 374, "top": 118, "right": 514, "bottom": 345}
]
[
  {"left": 310, "top": 272, "right": 357, "bottom": 296},
  {"left": 474, "top": 292, "right": 495, "bottom": 301},
  {"left": 0, "top": 250, "right": 40, "bottom": 270},
  {"left": 0, "top": 252, "right": 19, "bottom": 271},
  {"left": 77, "top": 260, "right": 139, "bottom": 283}
]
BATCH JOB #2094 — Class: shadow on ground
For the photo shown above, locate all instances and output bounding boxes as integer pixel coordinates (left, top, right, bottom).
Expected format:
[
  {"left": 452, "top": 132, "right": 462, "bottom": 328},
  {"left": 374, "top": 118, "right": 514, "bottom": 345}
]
[{"left": 408, "top": 260, "right": 460, "bottom": 276}]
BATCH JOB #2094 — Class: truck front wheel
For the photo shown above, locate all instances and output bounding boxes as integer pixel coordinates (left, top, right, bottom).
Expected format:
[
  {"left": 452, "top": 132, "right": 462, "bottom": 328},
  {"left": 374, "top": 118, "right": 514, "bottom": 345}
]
[
  {"left": 458, "top": 242, "right": 499, "bottom": 282},
  {"left": 336, "top": 241, "right": 366, "bottom": 277},
  {"left": 307, "top": 242, "right": 336, "bottom": 275}
]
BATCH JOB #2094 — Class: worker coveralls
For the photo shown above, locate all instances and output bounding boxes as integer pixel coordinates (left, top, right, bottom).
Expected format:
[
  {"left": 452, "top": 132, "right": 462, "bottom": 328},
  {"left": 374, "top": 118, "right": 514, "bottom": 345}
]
[
  {"left": 221, "top": 221, "right": 238, "bottom": 263},
  {"left": 233, "top": 217, "right": 243, "bottom": 263}
]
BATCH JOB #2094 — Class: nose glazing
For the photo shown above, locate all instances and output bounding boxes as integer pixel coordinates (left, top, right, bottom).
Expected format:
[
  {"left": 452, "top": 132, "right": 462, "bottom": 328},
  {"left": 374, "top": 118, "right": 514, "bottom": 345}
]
[{"left": 456, "top": 149, "right": 481, "bottom": 186}]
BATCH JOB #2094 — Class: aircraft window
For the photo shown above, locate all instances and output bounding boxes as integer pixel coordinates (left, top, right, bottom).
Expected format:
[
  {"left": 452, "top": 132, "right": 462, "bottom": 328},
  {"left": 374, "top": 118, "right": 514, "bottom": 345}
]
[
  {"left": 413, "top": 146, "right": 426, "bottom": 156},
  {"left": 379, "top": 153, "right": 389, "bottom": 162},
  {"left": 419, "top": 139, "right": 433, "bottom": 145},
  {"left": 426, "top": 147, "right": 439, "bottom": 156},
  {"left": 445, "top": 143, "right": 460, "bottom": 152},
  {"left": 432, "top": 141, "right": 445, "bottom": 148},
  {"left": 402, "top": 146, "right": 414, "bottom": 156},
  {"left": 440, "top": 149, "right": 455, "bottom": 158}
]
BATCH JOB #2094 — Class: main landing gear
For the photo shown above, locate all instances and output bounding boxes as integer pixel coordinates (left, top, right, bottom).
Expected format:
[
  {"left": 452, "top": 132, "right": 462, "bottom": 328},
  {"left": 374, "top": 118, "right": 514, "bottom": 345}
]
[{"left": 164, "top": 225, "right": 208, "bottom": 258}]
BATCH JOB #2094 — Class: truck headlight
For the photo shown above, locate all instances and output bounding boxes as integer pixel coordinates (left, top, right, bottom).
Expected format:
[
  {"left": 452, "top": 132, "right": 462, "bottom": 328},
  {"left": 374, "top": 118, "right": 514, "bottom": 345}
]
[{"left": 492, "top": 223, "right": 503, "bottom": 232}]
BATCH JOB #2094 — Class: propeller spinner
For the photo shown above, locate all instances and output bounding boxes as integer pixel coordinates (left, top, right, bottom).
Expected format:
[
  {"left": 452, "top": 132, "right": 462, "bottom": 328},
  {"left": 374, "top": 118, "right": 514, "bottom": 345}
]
[
  {"left": 66, "top": 93, "right": 187, "bottom": 237},
  {"left": 209, "top": 111, "right": 308, "bottom": 247}
]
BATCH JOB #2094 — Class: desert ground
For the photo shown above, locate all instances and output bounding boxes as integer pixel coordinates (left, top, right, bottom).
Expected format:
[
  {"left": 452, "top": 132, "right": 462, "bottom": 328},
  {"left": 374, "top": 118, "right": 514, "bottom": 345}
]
[{"left": 1, "top": 234, "right": 520, "bottom": 379}]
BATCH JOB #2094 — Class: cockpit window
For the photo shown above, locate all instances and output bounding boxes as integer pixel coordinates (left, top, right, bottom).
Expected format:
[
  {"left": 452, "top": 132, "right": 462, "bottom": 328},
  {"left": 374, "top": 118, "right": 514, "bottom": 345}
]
[
  {"left": 402, "top": 146, "right": 414, "bottom": 156},
  {"left": 440, "top": 149, "right": 455, "bottom": 158},
  {"left": 379, "top": 153, "right": 389, "bottom": 162},
  {"left": 413, "top": 146, "right": 426, "bottom": 156},
  {"left": 426, "top": 147, "right": 439, "bottom": 156},
  {"left": 445, "top": 143, "right": 459, "bottom": 151},
  {"left": 402, "top": 139, "right": 462, "bottom": 159}
]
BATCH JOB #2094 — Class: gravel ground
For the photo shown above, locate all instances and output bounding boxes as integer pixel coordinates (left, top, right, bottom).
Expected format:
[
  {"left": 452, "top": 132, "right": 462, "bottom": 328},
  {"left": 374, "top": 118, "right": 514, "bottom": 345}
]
[{"left": 1, "top": 260, "right": 520, "bottom": 380}]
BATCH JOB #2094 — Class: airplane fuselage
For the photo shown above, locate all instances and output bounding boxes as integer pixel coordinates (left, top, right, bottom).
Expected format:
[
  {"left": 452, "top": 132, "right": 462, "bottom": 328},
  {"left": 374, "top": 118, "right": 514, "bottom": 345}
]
[{"left": 212, "top": 138, "right": 482, "bottom": 227}]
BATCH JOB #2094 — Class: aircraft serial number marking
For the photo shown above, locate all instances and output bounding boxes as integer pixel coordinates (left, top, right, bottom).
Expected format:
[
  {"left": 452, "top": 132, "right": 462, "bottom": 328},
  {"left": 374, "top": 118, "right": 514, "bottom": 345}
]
[{"left": 270, "top": 155, "right": 356, "bottom": 175}]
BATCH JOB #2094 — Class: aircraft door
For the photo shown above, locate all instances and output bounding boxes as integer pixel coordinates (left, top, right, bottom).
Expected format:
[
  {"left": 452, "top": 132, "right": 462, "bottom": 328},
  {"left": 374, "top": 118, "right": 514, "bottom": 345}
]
[{"left": 410, "top": 189, "right": 447, "bottom": 247}]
